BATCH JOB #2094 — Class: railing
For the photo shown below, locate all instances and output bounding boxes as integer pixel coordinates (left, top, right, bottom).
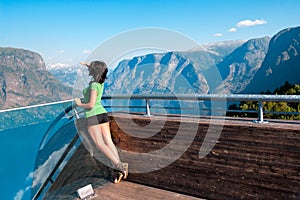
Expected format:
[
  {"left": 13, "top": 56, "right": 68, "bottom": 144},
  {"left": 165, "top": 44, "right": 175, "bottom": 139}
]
[
  {"left": 0, "top": 99, "right": 74, "bottom": 131},
  {"left": 32, "top": 131, "right": 79, "bottom": 200},
  {"left": 1, "top": 94, "right": 298, "bottom": 124},
  {"left": 102, "top": 94, "right": 300, "bottom": 123},
  {"left": 31, "top": 103, "right": 79, "bottom": 200},
  {"left": 31, "top": 94, "right": 300, "bottom": 199}
]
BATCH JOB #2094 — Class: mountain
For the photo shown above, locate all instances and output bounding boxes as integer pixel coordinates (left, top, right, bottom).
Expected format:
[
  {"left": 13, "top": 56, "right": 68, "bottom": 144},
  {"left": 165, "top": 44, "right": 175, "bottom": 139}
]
[
  {"left": 0, "top": 47, "right": 73, "bottom": 109},
  {"left": 212, "top": 37, "right": 270, "bottom": 93},
  {"left": 26, "top": 26, "right": 299, "bottom": 99},
  {"left": 46, "top": 63, "right": 81, "bottom": 87},
  {"left": 105, "top": 41, "right": 246, "bottom": 95},
  {"left": 243, "top": 26, "right": 300, "bottom": 93},
  {"left": 188, "top": 40, "right": 246, "bottom": 57},
  {"left": 106, "top": 27, "right": 299, "bottom": 96},
  {"left": 105, "top": 52, "right": 208, "bottom": 95},
  {"left": 179, "top": 40, "right": 245, "bottom": 71}
]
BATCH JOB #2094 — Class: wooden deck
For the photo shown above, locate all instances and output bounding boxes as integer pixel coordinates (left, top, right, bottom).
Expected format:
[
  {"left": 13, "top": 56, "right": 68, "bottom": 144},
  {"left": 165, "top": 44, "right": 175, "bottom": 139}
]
[
  {"left": 44, "top": 140, "right": 204, "bottom": 200},
  {"left": 92, "top": 181, "right": 203, "bottom": 200},
  {"left": 47, "top": 113, "right": 300, "bottom": 200}
]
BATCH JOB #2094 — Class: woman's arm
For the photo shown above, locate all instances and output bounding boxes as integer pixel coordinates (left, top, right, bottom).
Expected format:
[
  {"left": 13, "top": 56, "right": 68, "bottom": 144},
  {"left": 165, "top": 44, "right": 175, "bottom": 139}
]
[
  {"left": 80, "top": 62, "right": 90, "bottom": 67},
  {"left": 75, "top": 90, "right": 97, "bottom": 109}
]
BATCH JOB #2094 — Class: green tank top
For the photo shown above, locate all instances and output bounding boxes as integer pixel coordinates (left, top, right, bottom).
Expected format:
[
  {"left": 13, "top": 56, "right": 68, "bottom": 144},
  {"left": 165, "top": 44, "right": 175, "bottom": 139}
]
[{"left": 83, "top": 82, "right": 107, "bottom": 118}]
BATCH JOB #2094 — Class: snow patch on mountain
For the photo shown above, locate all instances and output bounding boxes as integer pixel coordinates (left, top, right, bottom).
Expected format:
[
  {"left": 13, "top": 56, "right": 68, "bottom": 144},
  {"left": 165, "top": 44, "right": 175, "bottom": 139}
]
[
  {"left": 46, "top": 63, "right": 72, "bottom": 70},
  {"left": 189, "top": 40, "right": 246, "bottom": 56}
]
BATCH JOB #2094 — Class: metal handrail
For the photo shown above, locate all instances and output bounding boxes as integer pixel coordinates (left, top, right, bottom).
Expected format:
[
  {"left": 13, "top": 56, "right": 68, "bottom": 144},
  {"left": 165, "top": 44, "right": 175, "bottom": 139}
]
[
  {"left": 102, "top": 94, "right": 300, "bottom": 102},
  {"left": 2, "top": 94, "right": 299, "bottom": 114},
  {"left": 102, "top": 94, "right": 300, "bottom": 123},
  {"left": 0, "top": 99, "right": 73, "bottom": 113}
]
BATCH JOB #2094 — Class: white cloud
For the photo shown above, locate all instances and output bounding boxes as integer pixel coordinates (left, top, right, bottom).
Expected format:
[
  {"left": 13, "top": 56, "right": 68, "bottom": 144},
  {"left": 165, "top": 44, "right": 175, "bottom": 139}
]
[
  {"left": 237, "top": 19, "right": 267, "bottom": 27},
  {"left": 213, "top": 33, "right": 223, "bottom": 37},
  {"left": 83, "top": 49, "right": 92, "bottom": 54},
  {"left": 55, "top": 50, "right": 65, "bottom": 54},
  {"left": 14, "top": 189, "right": 24, "bottom": 200},
  {"left": 228, "top": 27, "right": 237, "bottom": 32},
  {"left": 29, "top": 144, "right": 68, "bottom": 188},
  {"left": 14, "top": 186, "right": 30, "bottom": 200},
  {"left": 13, "top": 145, "right": 77, "bottom": 200}
]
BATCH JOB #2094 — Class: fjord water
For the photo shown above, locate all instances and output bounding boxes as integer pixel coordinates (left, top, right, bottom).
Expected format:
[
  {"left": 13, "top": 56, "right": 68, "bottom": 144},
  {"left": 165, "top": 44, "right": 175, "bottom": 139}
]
[
  {"left": 0, "top": 122, "right": 50, "bottom": 200},
  {"left": 0, "top": 102, "right": 71, "bottom": 200},
  {"left": 0, "top": 122, "right": 51, "bottom": 200}
]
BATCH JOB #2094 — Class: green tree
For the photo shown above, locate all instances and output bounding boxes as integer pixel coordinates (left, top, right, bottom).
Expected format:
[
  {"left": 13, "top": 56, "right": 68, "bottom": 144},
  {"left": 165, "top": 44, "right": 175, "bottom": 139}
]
[{"left": 227, "top": 82, "right": 300, "bottom": 120}]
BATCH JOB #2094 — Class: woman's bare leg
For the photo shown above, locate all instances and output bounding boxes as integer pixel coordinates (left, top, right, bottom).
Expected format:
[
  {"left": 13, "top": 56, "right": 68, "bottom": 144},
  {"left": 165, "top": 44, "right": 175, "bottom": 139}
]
[
  {"left": 88, "top": 123, "right": 128, "bottom": 181},
  {"left": 100, "top": 122, "right": 120, "bottom": 161},
  {"left": 88, "top": 125, "right": 120, "bottom": 165},
  {"left": 99, "top": 122, "right": 127, "bottom": 181}
]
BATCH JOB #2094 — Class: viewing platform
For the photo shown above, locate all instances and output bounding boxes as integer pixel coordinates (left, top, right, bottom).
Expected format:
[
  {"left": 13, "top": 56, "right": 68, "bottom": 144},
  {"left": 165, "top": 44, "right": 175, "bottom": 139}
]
[
  {"left": 26, "top": 94, "right": 299, "bottom": 200},
  {"left": 43, "top": 113, "right": 299, "bottom": 200}
]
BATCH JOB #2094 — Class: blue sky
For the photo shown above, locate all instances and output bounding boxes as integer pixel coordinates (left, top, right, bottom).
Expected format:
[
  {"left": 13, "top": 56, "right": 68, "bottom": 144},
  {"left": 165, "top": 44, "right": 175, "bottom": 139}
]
[{"left": 1, "top": 0, "right": 299, "bottom": 65}]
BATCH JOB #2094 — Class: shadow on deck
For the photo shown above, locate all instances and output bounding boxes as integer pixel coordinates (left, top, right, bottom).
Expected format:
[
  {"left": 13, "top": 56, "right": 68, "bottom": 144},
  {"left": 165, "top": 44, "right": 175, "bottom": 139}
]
[{"left": 46, "top": 113, "right": 300, "bottom": 200}]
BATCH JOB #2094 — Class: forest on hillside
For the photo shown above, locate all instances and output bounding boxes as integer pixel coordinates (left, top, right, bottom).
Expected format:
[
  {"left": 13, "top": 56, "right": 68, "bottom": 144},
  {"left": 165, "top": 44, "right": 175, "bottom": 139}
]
[{"left": 228, "top": 81, "right": 300, "bottom": 120}]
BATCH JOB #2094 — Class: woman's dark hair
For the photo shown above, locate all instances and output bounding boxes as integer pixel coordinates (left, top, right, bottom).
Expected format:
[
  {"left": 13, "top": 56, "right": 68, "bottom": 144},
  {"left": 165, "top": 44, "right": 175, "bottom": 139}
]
[{"left": 88, "top": 60, "right": 108, "bottom": 84}]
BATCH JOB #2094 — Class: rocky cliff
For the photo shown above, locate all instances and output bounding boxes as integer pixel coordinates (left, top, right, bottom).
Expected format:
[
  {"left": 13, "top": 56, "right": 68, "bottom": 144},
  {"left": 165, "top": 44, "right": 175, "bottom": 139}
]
[
  {"left": 243, "top": 26, "right": 300, "bottom": 93},
  {"left": 0, "top": 47, "right": 73, "bottom": 109},
  {"left": 180, "top": 40, "right": 245, "bottom": 71},
  {"left": 105, "top": 52, "right": 208, "bottom": 95},
  {"left": 213, "top": 37, "right": 270, "bottom": 93}
]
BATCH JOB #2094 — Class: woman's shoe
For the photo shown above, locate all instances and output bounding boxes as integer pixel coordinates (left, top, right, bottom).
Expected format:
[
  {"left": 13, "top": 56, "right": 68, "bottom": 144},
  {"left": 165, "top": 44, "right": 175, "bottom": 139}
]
[
  {"left": 114, "top": 171, "right": 123, "bottom": 184},
  {"left": 115, "top": 162, "right": 128, "bottom": 180}
]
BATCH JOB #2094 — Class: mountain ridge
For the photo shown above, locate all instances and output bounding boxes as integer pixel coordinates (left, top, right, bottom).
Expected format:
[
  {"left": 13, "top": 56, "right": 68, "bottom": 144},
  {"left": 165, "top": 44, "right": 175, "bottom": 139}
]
[
  {"left": 104, "top": 26, "right": 299, "bottom": 95},
  {"left": 106, "top": 51, "right": 208, "bottom": 95},
  {"left": 243, "top": 26, "right": 300, "bottom": 93},
  {"left": 0, "top": 47, "right": 73, "bottom": 109},
  {"left": 212, "top": 36, "right": 270, "bottom": 93}
]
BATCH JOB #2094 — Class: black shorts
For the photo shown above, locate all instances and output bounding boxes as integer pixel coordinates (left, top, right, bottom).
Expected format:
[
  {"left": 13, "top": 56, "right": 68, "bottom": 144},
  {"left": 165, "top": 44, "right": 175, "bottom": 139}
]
[{"left": 86, "top": 113, "right": 109, "bottom": 126}]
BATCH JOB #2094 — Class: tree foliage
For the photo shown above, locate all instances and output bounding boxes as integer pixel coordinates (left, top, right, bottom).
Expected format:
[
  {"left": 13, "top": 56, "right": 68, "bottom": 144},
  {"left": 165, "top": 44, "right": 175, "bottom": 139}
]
[{"left": 228, "top": 81, "right": 300, "bottom": 120}]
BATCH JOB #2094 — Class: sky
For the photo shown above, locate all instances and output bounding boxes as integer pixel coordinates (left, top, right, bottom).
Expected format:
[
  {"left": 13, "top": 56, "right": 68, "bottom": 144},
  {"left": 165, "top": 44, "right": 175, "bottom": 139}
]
[{"left": 1, "top": 0, "right": 299, "bottom": 65}]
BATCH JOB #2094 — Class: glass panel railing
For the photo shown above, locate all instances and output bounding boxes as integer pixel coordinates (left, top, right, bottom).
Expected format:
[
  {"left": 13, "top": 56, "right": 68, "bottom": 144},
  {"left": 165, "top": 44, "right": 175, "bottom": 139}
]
[
  {"left": 0, "top": 100, "right": 73, "bottom": 131},
  {"left": 0, "top": 100, "right": 74, "bottom": 200},
  {"left": 30, "top": 104, "right": 81, "bottom": 200}
]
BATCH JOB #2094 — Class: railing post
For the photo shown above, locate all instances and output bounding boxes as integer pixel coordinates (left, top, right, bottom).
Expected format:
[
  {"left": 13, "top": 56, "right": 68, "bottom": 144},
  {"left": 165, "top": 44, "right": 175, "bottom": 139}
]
[
  {"left": 145, "top": 98, "right": 151, "bottom": 116},
  {"left": 254, "top": 100, "right": 268, "bottom": 123},
  {"left": 73, "top": 107, "right": 80, "bottom": 119}
]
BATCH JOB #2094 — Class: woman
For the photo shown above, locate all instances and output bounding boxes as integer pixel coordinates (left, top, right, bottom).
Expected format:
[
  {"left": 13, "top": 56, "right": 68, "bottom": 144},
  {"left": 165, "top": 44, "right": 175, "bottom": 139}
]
[{"left": 74, "top": 60, "right": 128, "bottom": 183}]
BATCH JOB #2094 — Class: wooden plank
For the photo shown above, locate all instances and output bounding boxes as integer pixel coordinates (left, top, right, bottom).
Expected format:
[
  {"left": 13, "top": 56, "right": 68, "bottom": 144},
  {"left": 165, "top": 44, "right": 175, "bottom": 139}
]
[{"left": 93, "top": 181, "right": 204, "bottom": 200}]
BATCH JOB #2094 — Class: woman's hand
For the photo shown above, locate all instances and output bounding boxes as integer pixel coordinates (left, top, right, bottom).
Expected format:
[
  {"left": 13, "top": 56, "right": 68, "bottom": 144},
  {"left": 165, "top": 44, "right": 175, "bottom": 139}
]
[
  {"left": 80, "top": 62, "right": 90, "bottom": 67},
  {"left": 74, "top": 98, "right": 81, "bottom": 106}
]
